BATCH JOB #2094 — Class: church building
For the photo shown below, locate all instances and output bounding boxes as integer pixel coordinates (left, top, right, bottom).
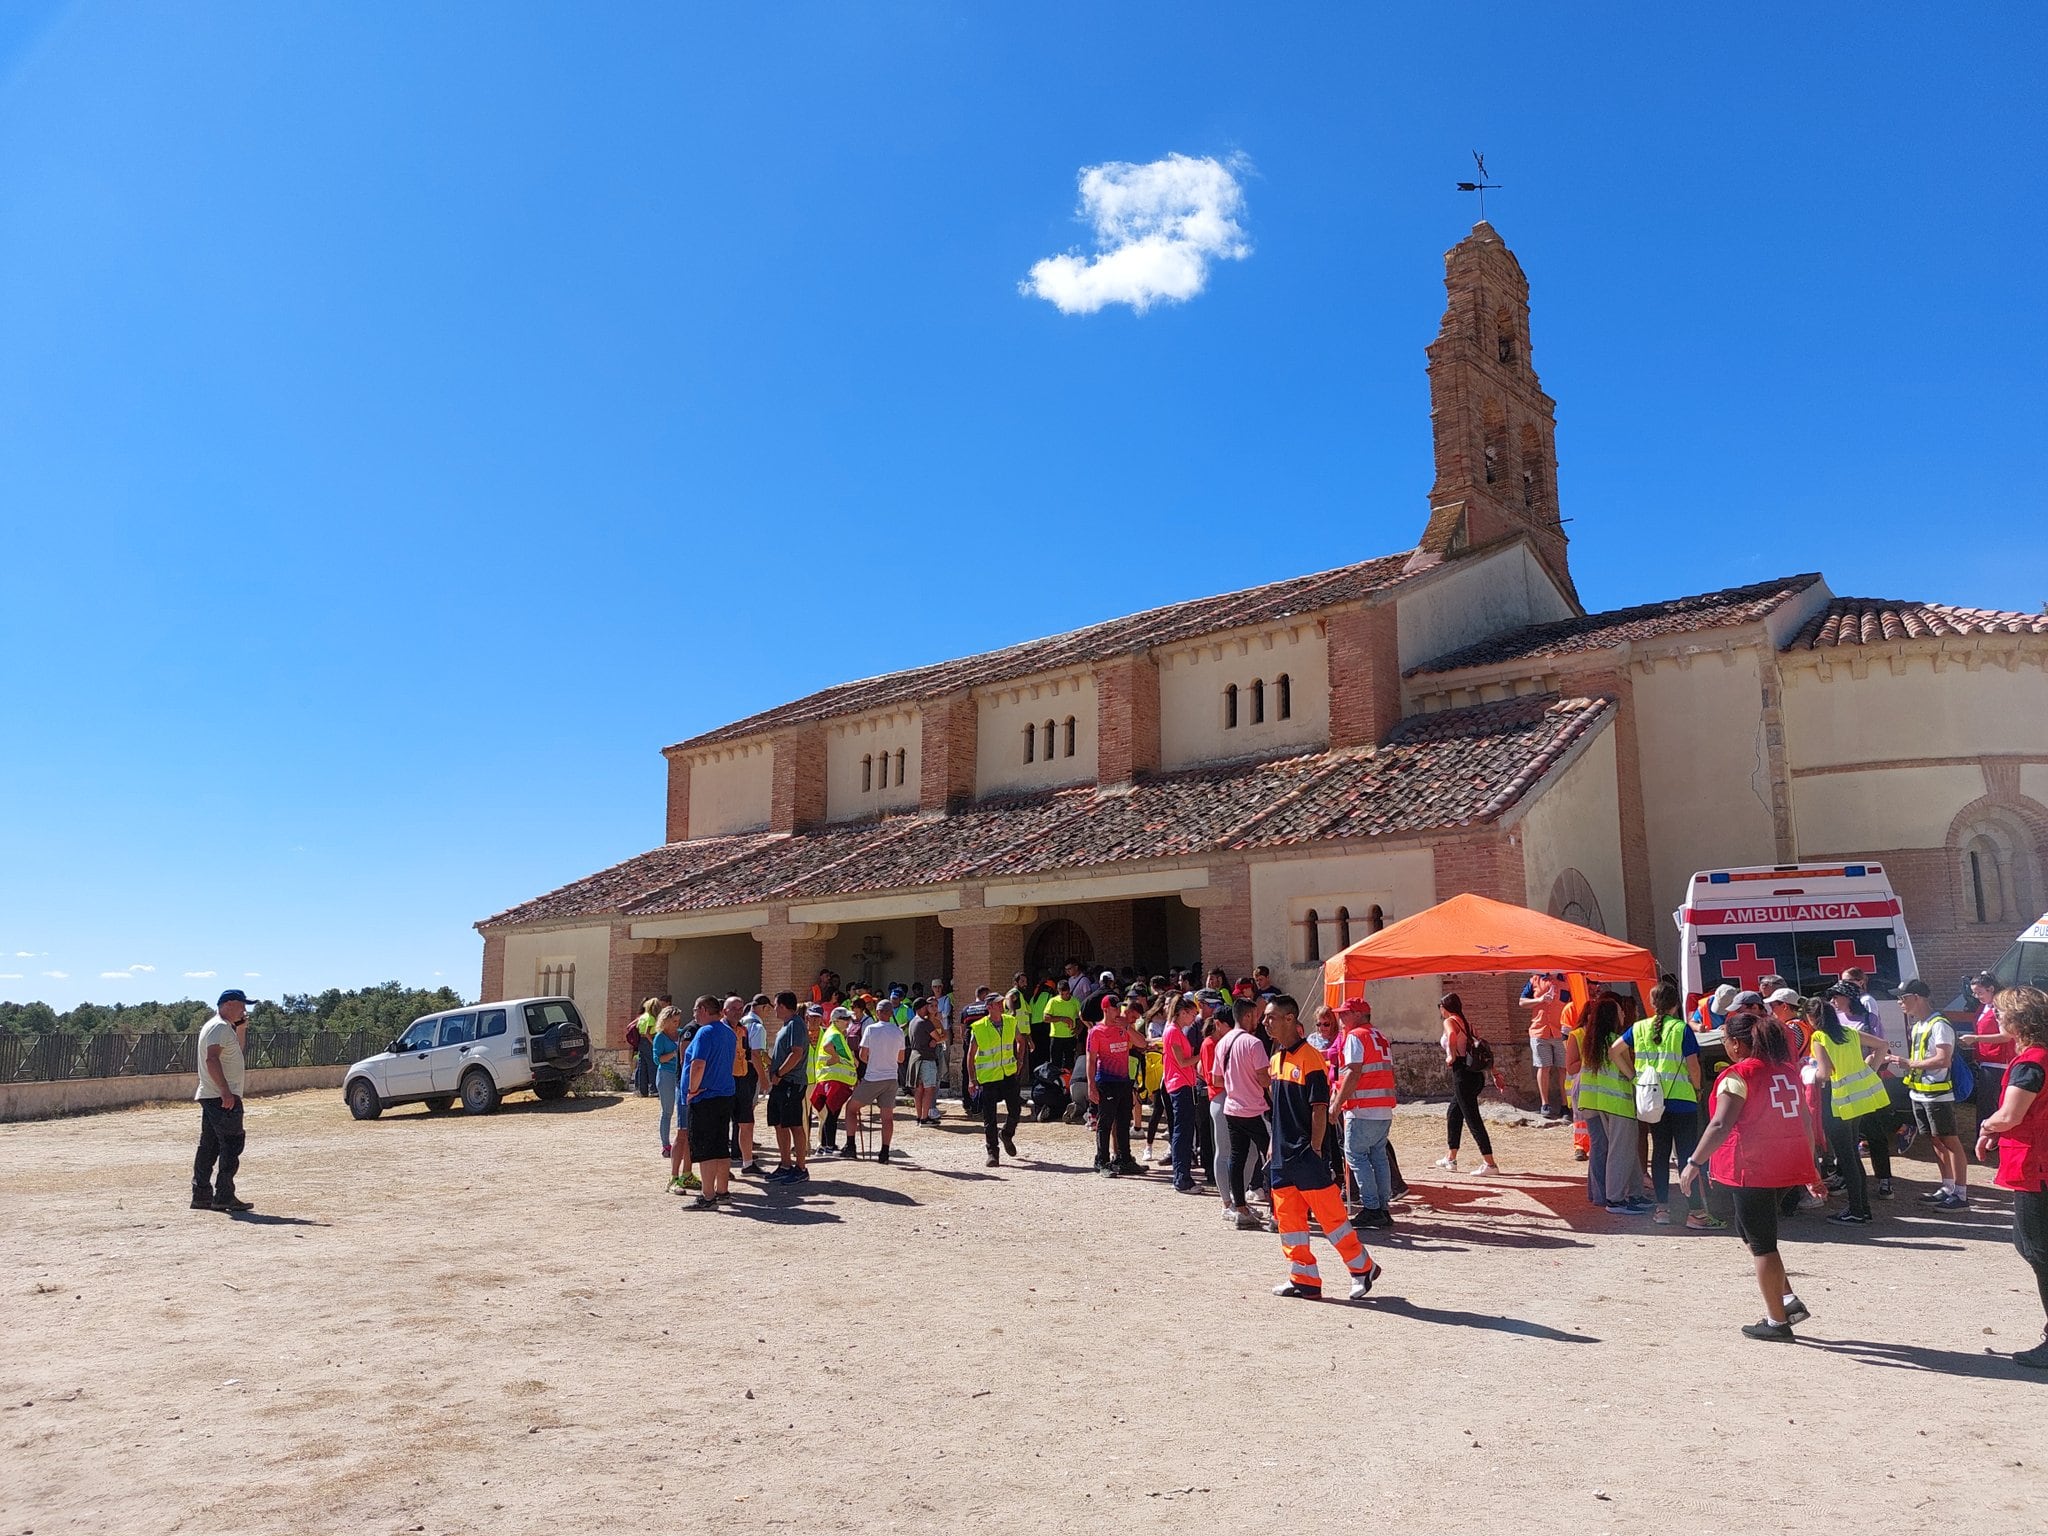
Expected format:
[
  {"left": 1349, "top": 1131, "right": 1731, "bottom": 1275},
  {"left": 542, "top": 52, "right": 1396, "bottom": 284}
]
[{"left": 478, "top": 223, "right": 2048, "bottom": 1053}]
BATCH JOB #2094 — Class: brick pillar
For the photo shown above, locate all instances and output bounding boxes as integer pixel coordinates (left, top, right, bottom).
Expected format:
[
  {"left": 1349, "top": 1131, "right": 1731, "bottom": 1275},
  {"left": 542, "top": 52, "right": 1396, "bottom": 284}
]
[
  {"left": 1431, "top": 830, "right": 1535, "bottom": 1104},
  {"left": 604, "top": 923, "right": 671, "bottom": 1054},
  {"left": 1184, "top": 862, "right": 1253, "bottom": 979},
  {"left": 943, "top": 891, "right": 1032, "bottom": 994},
  {"left": 479, "top": 930, "right": 506, "bottom": 1003},
  {"left": 1327, "top": 604, "right": 1403, "bottom": 749},
  {"left": 770, "top": 726, "right": 827, "bottom": 833},
  {"left": 912, "top": 915, "right": 949, "bottom": 989},
  {"left": 1554, "top": 667, "right": 1655, "bottom": 951},
  {"left": 755, "top": 915, "right": 835, "bottom": 999},
  {"left": 1095, "top": 654, "right": 1161, "bottom": 786},
  {"left": 919, "top": 693, "right": 978, "bottom": 813},
  {"left": 664, "top": 750, "right": 692, "bottom": 842}
]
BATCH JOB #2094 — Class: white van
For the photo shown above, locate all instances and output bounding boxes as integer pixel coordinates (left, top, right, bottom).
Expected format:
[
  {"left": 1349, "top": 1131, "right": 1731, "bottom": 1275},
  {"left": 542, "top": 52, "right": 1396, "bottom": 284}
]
[
  {"left": 1675, "top": 862, "right": 1921, "bottom": 1048},
  {"left": 1952, "top": 913, "right": 2048, "bottom": 1010},
  {"left": 342, "top": 996, "right": 590, "bottom": 1119}
]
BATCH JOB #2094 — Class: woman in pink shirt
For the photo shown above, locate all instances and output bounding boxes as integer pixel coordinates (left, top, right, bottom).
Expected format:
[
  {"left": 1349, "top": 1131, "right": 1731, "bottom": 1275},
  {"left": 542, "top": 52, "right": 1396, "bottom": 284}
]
[
  {"left": 1161, "top": 995, "right": 1202, "bottom": 1193},
  {"left": 1219, "top": 1016, "right": 1272, "bottom": 1230}
]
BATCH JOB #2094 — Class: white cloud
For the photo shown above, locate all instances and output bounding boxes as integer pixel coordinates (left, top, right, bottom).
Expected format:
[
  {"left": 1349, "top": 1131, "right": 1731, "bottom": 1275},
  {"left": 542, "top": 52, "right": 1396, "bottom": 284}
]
[
  {"left": 42, "top": 970, "right": 68, "bottom": 979},
  {"left": 1022, "top": 152, "right": 1250, "bottom": 315},
  {"left": 244, "top": 972, "right": 261, "bottom": 979},
  {"left": 128, "top": 963, "right": 155, "bottom": 974},
  {"left": 14, "top": 951, "right": 33, "bottom": 958},
  {"left": 0, "top": 973, "right": 21, "bottom": 981},
  {"left": 100, "top": 971, "right": 134, "bottom": 980},
  {"left": 184, "top": 969, "right": 217, "bottom": 979}
]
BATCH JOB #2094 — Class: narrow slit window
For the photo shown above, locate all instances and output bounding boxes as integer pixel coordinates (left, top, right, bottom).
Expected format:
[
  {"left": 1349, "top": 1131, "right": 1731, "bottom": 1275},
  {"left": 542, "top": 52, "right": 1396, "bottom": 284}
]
[
  {"left": 861, "top": 754, "right": 873, "bottom": 792},
  {"left": 1250, "top": 679, "right": 1265, "bottom": 724},
  {"left": 1276, "top": 674, "right": 1291, "bottom": 721},
  {"left": 1024, "top": 724, "right": 1035, "bottom": 764},
  {"left": 1335, "top": 906, "right": 1351, "bottom": 949},
  {"left": 1063, "top": 716, "right": 1076, "bottom": 757},
  {"left": 1223, "top": 684, "right": 1238, "bottom": 729},
  {"left": 894, "top": 748, "right": 906, "bottom": 785},
  {"left": 1304, "top": 908, "right": 1321, "bottom": 964}
]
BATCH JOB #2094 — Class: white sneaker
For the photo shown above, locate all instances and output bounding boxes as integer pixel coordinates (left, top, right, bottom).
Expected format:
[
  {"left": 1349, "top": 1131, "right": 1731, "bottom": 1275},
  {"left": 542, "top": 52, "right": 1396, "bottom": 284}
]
[
  {"left": 1432, "top": 1156, "right": 1458, "bottom": 1170},
  {"left": 1470, "top": 1162, "right": 1503, "bottom": 1177},
  {"left": 1348, "top": 1263, "right": 1383, "bottom": 1301}
]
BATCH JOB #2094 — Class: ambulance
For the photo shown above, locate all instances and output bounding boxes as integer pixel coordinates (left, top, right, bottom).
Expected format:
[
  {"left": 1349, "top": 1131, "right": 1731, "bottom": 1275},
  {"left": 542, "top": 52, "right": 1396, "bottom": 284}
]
[{"left": 1675, "top": 862, "right": 1920, "bottom": 1049}]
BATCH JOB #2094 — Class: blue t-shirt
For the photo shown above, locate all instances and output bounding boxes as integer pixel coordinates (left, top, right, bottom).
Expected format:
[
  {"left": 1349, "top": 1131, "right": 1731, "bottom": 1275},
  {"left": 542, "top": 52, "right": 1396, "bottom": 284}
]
[
  {"left": 653, "top": 1031, "right": 681, "bottom": 1072},
  {"left": 771, "top": 1018, "right": 808, "bottom": 1087},
  {"left": 684, "top": 1021, "right": 736, "bottom": 1103}
]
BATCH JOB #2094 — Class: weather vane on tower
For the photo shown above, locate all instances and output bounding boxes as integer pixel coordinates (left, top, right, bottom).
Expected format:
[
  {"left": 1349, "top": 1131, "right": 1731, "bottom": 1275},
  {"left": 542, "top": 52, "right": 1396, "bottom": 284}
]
[{"left": 1456, "top": 151, "right": 1501, "bottom": 220}]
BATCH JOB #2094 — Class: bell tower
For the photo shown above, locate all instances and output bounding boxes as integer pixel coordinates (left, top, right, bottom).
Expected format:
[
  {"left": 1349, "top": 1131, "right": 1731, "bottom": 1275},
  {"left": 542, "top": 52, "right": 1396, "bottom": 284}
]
[{"left": 1414, "top": 222, "right": 1576, "bottom": 604}]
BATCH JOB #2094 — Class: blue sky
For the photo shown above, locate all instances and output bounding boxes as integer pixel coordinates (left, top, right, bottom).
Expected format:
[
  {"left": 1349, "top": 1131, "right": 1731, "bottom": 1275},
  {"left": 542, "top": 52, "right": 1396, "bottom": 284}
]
[{"left": 2, "top": 3, "right": 2041, "bottom": 1009}]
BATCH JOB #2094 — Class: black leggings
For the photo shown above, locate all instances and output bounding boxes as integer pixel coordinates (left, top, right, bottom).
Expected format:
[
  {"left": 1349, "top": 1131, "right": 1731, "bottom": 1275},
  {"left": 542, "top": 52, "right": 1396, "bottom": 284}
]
[
  {"left": 1226, "top": 1113, "right": 1271, "bottom": 1208},
  {"left": 1145, "top": 1086, "right": 1171, "bottom": 1145},
  {"left": 1648, "top": 1111, "right": 1705, "bottom": 1211},
  {"left": 2016, "top": 1189, "right": 2048, "bottom": 1323},
  {"left": 1446, "top": 1066, "right": 1492, "bottom": 1158},
  {"left": 1825, "top": 1109, "right": 1872, "bottom": 1218},
  {"left": 1095, "top": 1079, "right": 1134, "bottom": 1166}
]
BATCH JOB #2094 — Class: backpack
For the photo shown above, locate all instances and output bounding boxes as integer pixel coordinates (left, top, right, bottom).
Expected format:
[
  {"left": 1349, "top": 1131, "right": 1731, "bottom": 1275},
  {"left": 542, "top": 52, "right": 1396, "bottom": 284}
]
[
  {"left": 1632, "top": 1021, "right": 1668, "bottom": 1123},
  {"left": 1461, "top": 1024, "right": 1494, "bottom": 1074},
  {"left": 1951, "top": 1048, "right": 1975, "bottom": 1103}
]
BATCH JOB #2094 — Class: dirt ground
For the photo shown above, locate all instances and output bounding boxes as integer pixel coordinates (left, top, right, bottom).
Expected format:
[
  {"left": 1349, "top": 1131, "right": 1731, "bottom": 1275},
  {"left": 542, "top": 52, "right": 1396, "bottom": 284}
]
[{"left": 2, "top": 1087, "right": 2043, "bottom": 1536}]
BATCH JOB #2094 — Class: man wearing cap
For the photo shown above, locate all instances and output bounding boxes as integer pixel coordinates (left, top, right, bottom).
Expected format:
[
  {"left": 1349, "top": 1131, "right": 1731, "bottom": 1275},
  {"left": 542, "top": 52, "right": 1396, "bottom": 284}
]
[
  {"left": 1332, "top": 999, "right": 1398, "bottom": 1228},
  {"left": 1085, "top": 993, "right": 1145, "bottom": 1177},
  {"left": 1897, "top": 979, "right": 1970, "bottom": 1209},
  {"left": 192, "top": 989, "right": 254, "bottom": 1212},
  {"left": 1264, "top": 996, "right": 1381, "bottom": 1302}
]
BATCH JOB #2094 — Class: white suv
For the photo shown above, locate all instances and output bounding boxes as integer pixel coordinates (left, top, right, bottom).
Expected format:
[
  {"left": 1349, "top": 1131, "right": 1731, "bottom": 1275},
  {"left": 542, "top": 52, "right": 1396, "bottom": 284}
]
[{"left": 343, "top": 996, "right": 591, "bottom": 1119}]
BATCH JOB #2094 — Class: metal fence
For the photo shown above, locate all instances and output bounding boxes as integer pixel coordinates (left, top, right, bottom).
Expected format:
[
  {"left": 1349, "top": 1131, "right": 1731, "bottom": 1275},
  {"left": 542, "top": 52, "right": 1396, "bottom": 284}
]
[{"left": 0, "top": 1029, "right": 384, "bottom": 1083}]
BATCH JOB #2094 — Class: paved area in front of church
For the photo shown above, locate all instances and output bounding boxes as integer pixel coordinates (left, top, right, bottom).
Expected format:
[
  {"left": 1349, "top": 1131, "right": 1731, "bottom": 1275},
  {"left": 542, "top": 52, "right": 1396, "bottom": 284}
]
[{"left": 3, "top": 1089, "right": 2042, "bottom": 1534}]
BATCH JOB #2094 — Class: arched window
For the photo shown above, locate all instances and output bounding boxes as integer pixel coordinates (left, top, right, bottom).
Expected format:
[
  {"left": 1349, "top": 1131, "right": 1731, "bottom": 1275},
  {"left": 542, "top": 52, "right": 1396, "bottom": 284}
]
[
  {"left": 1483, "top": 397, "right": 1506, "bottom": 488},
  {"left": 1956, "top": 812, "right": 2040, "bottom": 926},
  {"left": 1495, "top": 304, "right": 1517, "bottom": 366},
  {"left": 1063, "top": 716, "right": 1076, "bottom": 757},
  {"left": 1519, "top": 423, "right": 1545, "bottom": 510},
  {"left": 894, "top": 748, "right": 906, "bottom": 786},
  {"left": 861, "top": 754, "right": 873, "bottom": 792},
  {"left": 1044, "top": 720, "right": 1056, "bottom": 761},
  {"left": 1023, "top": 724, "right": 1035, "bottom": 764},
  {"left": 1250, "top": 679, "right": 1265, "bottom": 725},
  {"left": 1368, "top": 904, "right": 1385, "bottom": 934},
  {"left": 1303, "top": 908, "right": 1321, "bottom": 964},
  {"left": 878, "top": 752, "right": 890, "bottom": 789},
  {"left": 1275, "top": 674, "right": 1291, "bottom": 721},
  {"left": 1335, "top": 906, "right": 1351, "bottom": 949},
  {"left": 1223, "top": 684, "right": 1238, "bottom": 729}
]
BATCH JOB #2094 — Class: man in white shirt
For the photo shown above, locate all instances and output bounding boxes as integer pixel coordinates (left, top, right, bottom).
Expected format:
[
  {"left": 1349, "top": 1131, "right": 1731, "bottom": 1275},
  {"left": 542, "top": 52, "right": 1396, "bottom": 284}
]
[
  {"left": 192, "top": 989, "right": 254, "bottom": 1212},
  {"left": 852, "top": 1008, "right": 907, "bottom": 1164}
]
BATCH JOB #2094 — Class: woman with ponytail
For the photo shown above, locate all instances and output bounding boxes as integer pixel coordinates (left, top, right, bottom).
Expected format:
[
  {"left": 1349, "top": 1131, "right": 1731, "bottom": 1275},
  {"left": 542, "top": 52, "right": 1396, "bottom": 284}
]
[
  {"left": 1679, "top": 992, "right": 1819, "bottom": 1341},
  {"left": 1809, "top": 987, "right": 1891, "bottom": 1224}
]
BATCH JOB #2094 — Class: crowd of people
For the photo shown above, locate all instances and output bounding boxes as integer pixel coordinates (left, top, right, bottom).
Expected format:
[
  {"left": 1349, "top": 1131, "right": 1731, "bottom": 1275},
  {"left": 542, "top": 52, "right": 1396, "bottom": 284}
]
[{"left": 613, "top": 958, "right": 2048, "bottom": 1358}]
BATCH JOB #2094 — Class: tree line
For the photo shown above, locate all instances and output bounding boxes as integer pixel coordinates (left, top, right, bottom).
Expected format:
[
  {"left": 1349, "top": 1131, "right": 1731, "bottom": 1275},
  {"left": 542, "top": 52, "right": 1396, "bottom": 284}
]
[{"left": 0, "top": 981, "right": 467, "bottom": 1037}]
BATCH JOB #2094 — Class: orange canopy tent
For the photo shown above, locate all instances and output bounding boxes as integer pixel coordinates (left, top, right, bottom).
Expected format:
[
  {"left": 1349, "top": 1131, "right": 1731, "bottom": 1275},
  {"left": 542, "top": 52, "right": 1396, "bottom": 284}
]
[{"left": 1322, "top": 892, "right": 1660, "bottom": 1010}]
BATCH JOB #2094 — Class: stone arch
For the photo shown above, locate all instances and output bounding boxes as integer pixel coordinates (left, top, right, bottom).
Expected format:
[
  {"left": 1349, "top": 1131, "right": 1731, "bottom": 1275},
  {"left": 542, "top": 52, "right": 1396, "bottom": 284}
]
[
  {"left": 1945, "top": 794, "right": 2048, "bottom": 929},
  {"left": 1545, "top": 867, "right": 1606, "bottom": 935}
]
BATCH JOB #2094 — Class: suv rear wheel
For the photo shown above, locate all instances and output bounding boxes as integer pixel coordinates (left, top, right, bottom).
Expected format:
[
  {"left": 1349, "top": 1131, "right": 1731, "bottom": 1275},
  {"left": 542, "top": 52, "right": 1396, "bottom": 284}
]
[
  {"left": 346, "top": 1078, "right": 382, "bottom": 1121},
  {"left": 459, "top": 1068, "right": 501, "bottom": 1115},
  {"left": 423, "top": 1096, "right": 454, "bottom": 1113},
  {"left": 533, "top": 1080, "right": 570, "bottom": 1103}
]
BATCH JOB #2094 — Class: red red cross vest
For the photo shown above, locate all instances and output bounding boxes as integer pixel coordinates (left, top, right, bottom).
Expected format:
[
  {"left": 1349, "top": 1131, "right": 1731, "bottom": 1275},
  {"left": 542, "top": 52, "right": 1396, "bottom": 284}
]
[
  {"left": 1995, "top": 1045, "right": 2048, "bottom": 1193},
  {"left": 1338, "top": 1024, "right": 1396, "bottom": 1114},
  {"left": 1709, "top": 1056, "right": 1818, "bottom": 1188}
]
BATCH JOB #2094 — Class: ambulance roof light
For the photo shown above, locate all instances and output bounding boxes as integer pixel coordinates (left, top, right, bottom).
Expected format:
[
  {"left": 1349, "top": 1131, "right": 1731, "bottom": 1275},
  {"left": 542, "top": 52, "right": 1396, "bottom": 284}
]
[
  {"left": 1845, "top": 865, "right": 1867, "bottom": 877},
  {"left": 1709, "top": 872, "right": 1730, "bottom": 885}
]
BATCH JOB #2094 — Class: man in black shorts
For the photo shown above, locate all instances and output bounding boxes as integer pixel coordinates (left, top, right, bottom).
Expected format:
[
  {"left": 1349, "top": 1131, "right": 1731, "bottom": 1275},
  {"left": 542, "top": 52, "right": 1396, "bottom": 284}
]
[
  {"left": 724, "top": 995, "right": 765, "bottom": 1173},
  {"left": 766, "top": 993, "right": 811, "bottom": 1184}
]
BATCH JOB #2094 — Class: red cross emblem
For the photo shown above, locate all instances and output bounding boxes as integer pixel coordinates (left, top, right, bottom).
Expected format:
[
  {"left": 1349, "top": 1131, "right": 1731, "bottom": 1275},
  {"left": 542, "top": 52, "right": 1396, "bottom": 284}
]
[
  {"left": 1768, "top": 1073, "right": 1803, "bottom": 1120},
  {"left": 1718, "top": 943, "right": 1779, "bottom": 992},
  {"left": 1815, "top": 938, "right": 1877, "bottom": 978}
]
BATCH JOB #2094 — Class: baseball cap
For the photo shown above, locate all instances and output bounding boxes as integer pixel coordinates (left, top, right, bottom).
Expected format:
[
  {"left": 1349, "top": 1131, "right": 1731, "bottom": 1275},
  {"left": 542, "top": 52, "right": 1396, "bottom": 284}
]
[
  {"left": 1708, "top": 983, "right": 1741, "bottom": 1014},
  {"left": 1896, "top": 978, "right": 1931, "bottom": 999},
  {"left": 829, "top": 1005, "right": 853, "bottom": 1021},
  {"left": 1195, "top": 988, "right": 1226, "bottom": 1007},
  {"left": 1099, "top": 970, "right": 1116, "bottom": 984},
  {"left": 1766, "top": 987, "right": 1802, "bottom": 1008},
  {"left": 217, "top": 988, "right": 251, "bottom": 1007},
  {"left": 1337, "top": 998, "right": 1372, "bottom": 1017},
  {"left": 1728, "top": 989, "right": 1766, "bottom": 1013},
  {"left": 804, "top": 1002, "right": 824, "bottom": 1016}
]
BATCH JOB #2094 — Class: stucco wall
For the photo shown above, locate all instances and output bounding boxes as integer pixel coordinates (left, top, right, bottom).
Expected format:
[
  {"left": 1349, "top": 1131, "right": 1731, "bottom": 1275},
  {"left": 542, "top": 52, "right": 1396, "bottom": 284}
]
[
  {"left": 826, "top": 709, "right": 922, "bottom": 822},
  {"left": 1158, "top": 620, "right": 1328, "bottom": 772},
  {"left": 1632, "top": 651, "right": 1780, "bottom": 968},
  {"left": 688, "top": 743, "right": 774, "bottom": 836},
  {"left": 1792, "top": 764, "right": 1994, "bottom": 855},
  {"left": 1515, "top": 724, "right": 1626, "bottom": 950},
  {"left": 1249, "top": 847, "right": 1438, "bottom": 1041},
  {"left": 0, "top": 1065, "right": 351, "bottom": 1123},
  {"left": 823, "top": 917, "right": 922, "bottom": 994},
  {"left": 502, "top": 924, "right": 613, "bottom": 1027},
  {"left": 1782, "top": 655, "right": 2048, "bottom": 769},
  {"left": 975, "top": 672, "right": 1097, "bottom": 797},
  {"left": 667, "top": 932, "right": 762, "bottom": 1005},
  {"left": 1396, "top": 543, "right": 1574, "bottom": 672}
]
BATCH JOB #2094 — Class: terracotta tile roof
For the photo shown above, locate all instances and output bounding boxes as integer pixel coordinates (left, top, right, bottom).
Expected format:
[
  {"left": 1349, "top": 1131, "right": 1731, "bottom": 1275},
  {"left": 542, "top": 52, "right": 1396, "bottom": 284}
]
[
  {"left": 1410, "top": 574, "right": 1823, "bottom": 676},
  {"left": 484, "top": 696, "right": 1613, "bottom": 929},
  {"left": 476, "top": 832, "right": 780, "bottom": 928},
  {"left": 1787, "top": 598, "right": 2048, "bottom": 649},
  {"left": 670, "top": 551, "right": 1419, "bottom": 750}
]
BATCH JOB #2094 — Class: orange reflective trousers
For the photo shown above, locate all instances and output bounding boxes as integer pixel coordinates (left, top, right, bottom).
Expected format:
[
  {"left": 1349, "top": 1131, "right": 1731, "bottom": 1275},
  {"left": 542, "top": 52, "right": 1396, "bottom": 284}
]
[{"left": 1272, "top": 1182, "right": 1371, "bottom": 1292}]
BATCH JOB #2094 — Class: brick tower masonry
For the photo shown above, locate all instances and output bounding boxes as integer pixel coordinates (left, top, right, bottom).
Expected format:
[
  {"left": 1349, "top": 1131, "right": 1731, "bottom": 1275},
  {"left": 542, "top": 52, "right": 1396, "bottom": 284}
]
[{"left": 1415, "top": 221, "right": 1576, "bottom": 604}]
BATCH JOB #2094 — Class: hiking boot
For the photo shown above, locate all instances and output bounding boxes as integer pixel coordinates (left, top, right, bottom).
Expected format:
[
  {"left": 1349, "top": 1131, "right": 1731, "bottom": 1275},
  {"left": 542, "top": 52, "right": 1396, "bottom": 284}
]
[
  {"left": 985, "top": 1153, "right": 1000, "bottom": 1168},
  {"left": 876, "top": 1147, "right": 892, "bottom": 1165},
  {"left": 1348, "top": 1263, "right": 1384, "bottom": 1301},
  {"left": 1115, "top": 1158, "right": 1146, "bottom": 1176},
  {"left": 1001, "top": 1131, "right": 1018, "bottom": 1158},
  {"left": 1271, "top": 1282, "right": 1323, "bottom": 1300},
  {"left": 211, "top": 1197, "right": 253, "bottom": 1213},
  {"left": 1783, "top": 1296, "right": 1811, "bottom": 1326},
  {"left": 1741, "top": 1318, "right": 1795, "bottom": 1342},
  {"left": 190, "top": 1194, "right": 215, "bottom": 1210}
]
